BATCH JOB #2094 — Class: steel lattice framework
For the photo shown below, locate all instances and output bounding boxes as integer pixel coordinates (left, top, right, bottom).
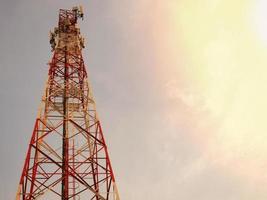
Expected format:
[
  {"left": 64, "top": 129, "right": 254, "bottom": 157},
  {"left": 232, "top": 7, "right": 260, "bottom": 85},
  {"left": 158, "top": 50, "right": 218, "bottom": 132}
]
[{"left": 16, "top": 7, "right": 120, "bottom": 200}]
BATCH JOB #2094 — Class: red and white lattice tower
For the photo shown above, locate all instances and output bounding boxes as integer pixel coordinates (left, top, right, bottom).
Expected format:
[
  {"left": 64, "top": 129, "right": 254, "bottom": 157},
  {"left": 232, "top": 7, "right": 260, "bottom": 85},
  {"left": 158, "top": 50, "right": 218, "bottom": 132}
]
[{"left": 16, "top": 6, "right": 120, "bottom": 200}]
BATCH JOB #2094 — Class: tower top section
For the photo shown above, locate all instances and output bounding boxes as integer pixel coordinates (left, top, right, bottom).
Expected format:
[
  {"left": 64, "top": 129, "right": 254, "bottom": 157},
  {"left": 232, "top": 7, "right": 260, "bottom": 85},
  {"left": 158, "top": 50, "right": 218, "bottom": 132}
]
[{"left": 49, "top": 6, "right": 85, "bottom": 52}]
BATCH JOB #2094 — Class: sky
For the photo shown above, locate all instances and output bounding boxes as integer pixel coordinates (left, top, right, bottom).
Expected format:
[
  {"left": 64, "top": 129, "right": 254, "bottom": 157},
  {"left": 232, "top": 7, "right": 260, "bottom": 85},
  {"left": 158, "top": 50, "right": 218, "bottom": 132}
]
[{"left": 1, "top": 0, "right": 267, "bottom": 199}]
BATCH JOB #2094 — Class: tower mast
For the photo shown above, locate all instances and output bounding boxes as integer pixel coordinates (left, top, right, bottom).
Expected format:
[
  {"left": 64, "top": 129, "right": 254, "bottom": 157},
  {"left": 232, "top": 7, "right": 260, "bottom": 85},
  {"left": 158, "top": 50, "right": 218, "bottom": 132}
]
[{"left": 16, "top": 6, "right": 120, "bottom": 200}]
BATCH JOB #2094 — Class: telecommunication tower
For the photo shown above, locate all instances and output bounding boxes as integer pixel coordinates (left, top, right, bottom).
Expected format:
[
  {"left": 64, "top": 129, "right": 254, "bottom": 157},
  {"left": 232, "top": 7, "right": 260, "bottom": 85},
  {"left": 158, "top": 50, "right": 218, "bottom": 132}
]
[{"left": 16, "top": 6, "right": 120, "bottom": 200}]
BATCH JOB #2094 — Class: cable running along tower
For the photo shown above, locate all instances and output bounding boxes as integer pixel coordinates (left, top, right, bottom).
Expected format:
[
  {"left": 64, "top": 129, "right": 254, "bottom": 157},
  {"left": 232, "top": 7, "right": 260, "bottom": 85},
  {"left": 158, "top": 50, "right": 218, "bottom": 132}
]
[{"left": 16, "top": 7, "right": 120, "bottom": 200}]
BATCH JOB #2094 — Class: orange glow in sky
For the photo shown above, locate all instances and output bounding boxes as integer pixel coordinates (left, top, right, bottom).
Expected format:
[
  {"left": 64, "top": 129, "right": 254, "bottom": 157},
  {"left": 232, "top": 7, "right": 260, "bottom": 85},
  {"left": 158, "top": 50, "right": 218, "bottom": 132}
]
[{"left": 157, "top": 0, "right": 267, "bottom": 182}]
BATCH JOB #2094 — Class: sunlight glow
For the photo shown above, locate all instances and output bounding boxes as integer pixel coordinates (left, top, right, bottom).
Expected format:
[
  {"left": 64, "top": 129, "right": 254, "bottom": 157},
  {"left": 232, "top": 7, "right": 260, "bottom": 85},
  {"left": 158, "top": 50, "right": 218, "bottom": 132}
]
[
  {"left": 252, "top": 0, "right": 267, "bottom": 45},
  {"left": 163, "top": 0, "right": 267, "bottom": 182}
]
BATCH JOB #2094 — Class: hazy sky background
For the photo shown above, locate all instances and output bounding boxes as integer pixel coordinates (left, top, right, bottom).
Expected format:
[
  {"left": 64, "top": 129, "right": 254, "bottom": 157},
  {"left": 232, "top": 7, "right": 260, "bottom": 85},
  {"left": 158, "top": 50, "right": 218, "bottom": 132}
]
[{"left": 1, "top": 0, "right": 267, "bottom": 199}]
